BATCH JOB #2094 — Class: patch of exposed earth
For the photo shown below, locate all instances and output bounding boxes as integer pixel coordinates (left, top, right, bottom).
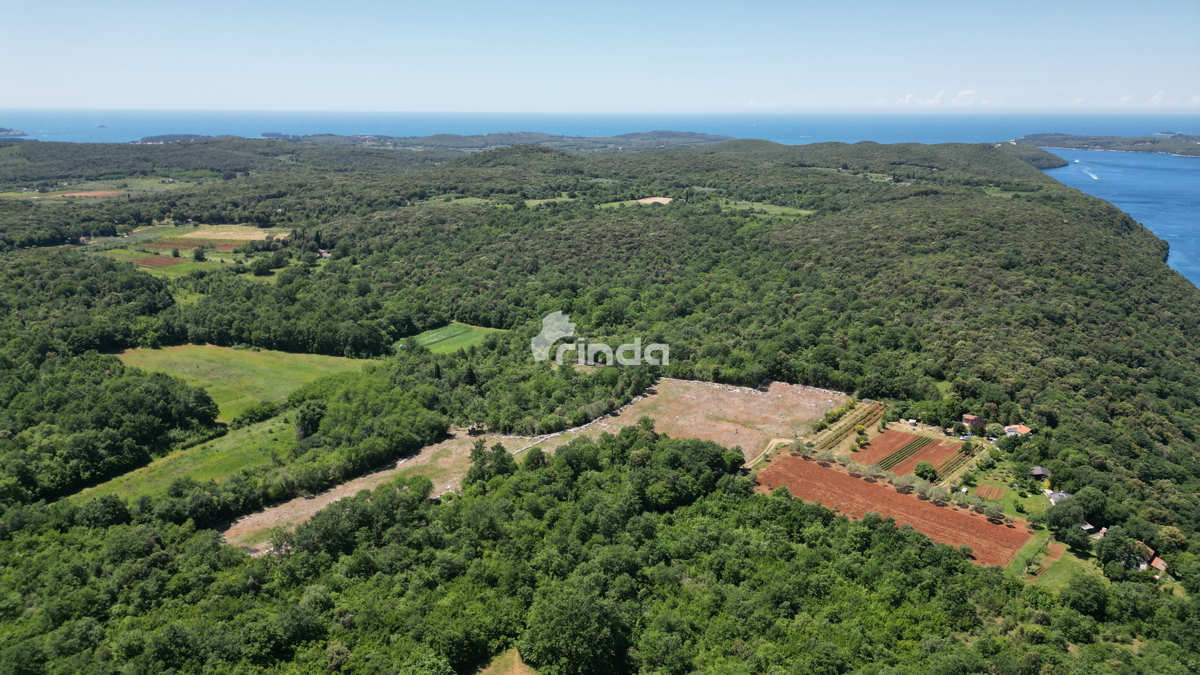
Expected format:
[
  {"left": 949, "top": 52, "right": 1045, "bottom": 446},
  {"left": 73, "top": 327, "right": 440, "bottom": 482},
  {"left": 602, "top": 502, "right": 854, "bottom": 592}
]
[{"left": 222, "top": 378, "right": 845, "bottom": 553}]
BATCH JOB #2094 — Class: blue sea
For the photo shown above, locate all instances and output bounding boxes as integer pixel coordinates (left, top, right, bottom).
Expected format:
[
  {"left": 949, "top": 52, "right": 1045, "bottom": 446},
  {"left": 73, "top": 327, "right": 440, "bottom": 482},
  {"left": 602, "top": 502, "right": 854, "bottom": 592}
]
[
  {"left": 1044, "top": 149, "right": 1200, "bottom": 288},
  {"left": 3, "top": 109, "right": 1199, "bottom": 288},
  {"left": 1, "top": 109, "right": 1197, "bottom": 145}
]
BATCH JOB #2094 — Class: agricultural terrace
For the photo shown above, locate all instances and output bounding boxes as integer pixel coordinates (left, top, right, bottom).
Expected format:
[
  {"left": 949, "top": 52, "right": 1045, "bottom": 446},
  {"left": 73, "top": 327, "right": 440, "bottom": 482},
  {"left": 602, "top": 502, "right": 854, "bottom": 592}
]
[
  {"left": 853, "top": 429, "right": 967, "bottom": 477},
  {"left": 116, "top": 344, "right": 364, "bottom": 421},
  {"left": 757, "top": 456, "right": 1032, "bottom": 566},
  {"left": 812, "top": 400, "right": 887, "bottom": 451}
]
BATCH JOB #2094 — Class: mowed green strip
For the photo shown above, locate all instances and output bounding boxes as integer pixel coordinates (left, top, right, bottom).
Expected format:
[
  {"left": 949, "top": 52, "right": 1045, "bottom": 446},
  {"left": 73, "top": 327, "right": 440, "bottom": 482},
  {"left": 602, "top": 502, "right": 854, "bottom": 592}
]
[
  {"left": 406, "top": 321, "right": 504, "bottom": 354},
  {"left": 71, "top": 417, "right": 293, "bottom": 503},
  {"left": 116, "top": 344, "right": 364, "bottom": 421}
]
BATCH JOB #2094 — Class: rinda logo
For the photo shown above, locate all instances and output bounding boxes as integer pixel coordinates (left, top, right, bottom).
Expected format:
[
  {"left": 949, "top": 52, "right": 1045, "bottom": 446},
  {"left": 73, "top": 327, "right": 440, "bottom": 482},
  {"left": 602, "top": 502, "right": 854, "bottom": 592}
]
[
  {"left": 531, "top": 311, "right": 576, "bottom": 362},
  {"left": 531, "top": 311, "right": 669, "bottom": 366}
]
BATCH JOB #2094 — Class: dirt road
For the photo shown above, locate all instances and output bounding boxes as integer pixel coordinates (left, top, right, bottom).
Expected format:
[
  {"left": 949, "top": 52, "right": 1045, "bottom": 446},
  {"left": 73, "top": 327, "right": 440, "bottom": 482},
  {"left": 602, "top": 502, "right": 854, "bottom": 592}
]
[{"left": 222, "top": 378, "right": 844, "bottom": 553}]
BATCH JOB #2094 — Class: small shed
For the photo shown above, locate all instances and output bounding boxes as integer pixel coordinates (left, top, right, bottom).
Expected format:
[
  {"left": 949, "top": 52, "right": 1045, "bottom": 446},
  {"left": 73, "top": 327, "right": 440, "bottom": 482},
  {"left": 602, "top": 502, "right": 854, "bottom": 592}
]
[
  {"left": 1031, "top": 466, "right": 1051, "bottom": 480},
  {"left": 1151, "top": 557, "right": 1169, "bottom": 572}
]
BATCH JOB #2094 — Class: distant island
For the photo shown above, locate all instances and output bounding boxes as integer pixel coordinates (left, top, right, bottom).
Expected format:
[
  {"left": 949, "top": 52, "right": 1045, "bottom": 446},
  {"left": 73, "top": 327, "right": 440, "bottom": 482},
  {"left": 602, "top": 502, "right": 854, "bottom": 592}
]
[
  {"left": 137, "top": 134, "right": 213, "bottom": 143},
  {"left": 1016, "top": 132, "right": 1200, "bottom": 157},
  {"left": 0, "top": 127, "right": 27, "bottom": 137}
]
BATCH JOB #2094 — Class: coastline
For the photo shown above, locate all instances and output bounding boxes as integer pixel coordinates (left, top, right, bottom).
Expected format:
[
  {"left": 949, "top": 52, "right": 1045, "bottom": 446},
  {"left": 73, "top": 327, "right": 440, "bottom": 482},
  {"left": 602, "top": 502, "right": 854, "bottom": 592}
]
[{"left": 1038, "top": 145, "right": 1200, "bottom": 159}]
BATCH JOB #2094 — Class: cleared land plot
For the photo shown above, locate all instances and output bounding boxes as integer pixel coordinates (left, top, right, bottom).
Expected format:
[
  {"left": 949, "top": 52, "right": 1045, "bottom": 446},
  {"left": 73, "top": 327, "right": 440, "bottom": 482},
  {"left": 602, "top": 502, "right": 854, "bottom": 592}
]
[
  {"left": 976, "top": 486, "right": 1006, "bottom": 501},
  {"left": 851, "top": 429, "right": 962, "bottom": 475},
  {"left": 71, "top": 418, "right": 293, "bottom": 503},
  {"left": 597, "top": 197, "right": 673, "bottom": 208},
  {"left": 134, "top": 256, "right": 183, "bottom": 267},
  {"left": 178, "top": 226, "right": 288, "bottom": 240},
  {"left": 890, "top": 439, "right": 959, "bottom": 476},
  {"left": 116, "top": 344, "right": 364, "bottom": 421},
  {"left": 628, "top": 380, "right": 845, "bottom": 459},
  {"left": 406, "top": 322, "right": 505, "bottom": 353},
  {"left": 480, "top": 649, "right": 537, "bottom": 675},
  {"left": 98, "top": 249, "right": 238, "bottom": 277},
  {"left": 222, "top": 378, "right": 845, "bottom": 552},
  {"left": 757, "top": 457, "right": 1031, "bottom": 566}
]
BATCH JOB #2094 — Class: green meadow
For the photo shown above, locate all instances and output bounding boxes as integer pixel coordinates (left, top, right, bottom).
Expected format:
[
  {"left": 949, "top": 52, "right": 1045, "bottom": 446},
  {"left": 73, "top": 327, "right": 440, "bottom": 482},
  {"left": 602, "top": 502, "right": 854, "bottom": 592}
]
[
  {"left": 70, "top": 417, "right": 293, "bottom": 503},
  {"left": 408, "top": 321, "right": 504, "bottom": 354},
  {"left": 116, "top": 344, "right": 365, "bottom": 421}
]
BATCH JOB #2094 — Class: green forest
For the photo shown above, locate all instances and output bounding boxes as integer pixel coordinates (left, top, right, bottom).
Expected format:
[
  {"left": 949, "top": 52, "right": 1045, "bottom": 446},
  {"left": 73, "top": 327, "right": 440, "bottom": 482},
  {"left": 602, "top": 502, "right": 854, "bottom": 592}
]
[{"left": 1, "top": 137, "right": 1199, "bottom": 674}]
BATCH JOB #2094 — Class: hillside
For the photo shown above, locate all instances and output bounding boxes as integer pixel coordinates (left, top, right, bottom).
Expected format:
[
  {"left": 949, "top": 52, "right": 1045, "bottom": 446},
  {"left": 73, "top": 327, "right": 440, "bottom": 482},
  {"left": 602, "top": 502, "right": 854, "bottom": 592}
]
[{"left": 1, "top": 138, "right": 1200, "bottom": 673}]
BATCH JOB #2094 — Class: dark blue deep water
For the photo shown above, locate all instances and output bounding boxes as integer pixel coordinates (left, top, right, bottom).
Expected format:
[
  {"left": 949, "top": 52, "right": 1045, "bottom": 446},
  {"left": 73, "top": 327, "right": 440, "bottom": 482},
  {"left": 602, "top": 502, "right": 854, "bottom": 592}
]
[{"left": 1043, "top": 149, "right": 1200, "bottom": 288}]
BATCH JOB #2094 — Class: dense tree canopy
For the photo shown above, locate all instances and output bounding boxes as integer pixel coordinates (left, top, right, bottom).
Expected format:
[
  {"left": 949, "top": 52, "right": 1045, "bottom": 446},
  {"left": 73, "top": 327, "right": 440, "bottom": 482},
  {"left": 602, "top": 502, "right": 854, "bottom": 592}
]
[{"left": 0, "top": 137, "right": 1199, "bottom": 672}]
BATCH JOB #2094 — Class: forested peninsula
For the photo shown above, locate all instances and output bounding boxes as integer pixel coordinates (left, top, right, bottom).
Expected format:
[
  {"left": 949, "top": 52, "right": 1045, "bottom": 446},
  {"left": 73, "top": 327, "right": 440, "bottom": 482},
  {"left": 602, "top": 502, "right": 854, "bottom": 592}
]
[
  {"left": 0, "top": 136, "right": 1199, "bottom": 675},
  {"left": 1016, "top": 132, "right": 1200, "bottom": 157}
]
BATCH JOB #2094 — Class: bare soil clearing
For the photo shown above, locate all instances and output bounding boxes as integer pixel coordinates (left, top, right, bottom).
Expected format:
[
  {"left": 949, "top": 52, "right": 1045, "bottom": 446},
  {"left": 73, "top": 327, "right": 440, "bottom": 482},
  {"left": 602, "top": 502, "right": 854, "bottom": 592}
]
[
  {"left": 134, "top": 256, "right": 183, "bottom": 267},
  {"left": 221, "top": 378, "right": 843, "bottom": 553},
  {"left": 636, "top": 196, "right": 673, "bottom": 204},
  {"left": 757, "top": 456, "right": 1031, "bottom": 567},
  {"left": 976, "top": 486, "right": 1006, "bottom": 501}
]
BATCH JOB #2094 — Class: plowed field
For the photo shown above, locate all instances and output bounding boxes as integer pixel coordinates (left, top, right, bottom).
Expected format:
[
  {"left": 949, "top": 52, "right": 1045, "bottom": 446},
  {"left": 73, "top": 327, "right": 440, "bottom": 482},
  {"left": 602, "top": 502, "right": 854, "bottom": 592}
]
[
  {"left": 758, "top": 456, "right": 1030, "bottom": 566},
  {"left": 890, "top": 439, "right": 959, "bottom": 476},
  {"left": 852, "top": 429, "right": 962, "bottom": 476},
  {"left": 976, "top": 486, "right": 1005, "bottom": 500}
]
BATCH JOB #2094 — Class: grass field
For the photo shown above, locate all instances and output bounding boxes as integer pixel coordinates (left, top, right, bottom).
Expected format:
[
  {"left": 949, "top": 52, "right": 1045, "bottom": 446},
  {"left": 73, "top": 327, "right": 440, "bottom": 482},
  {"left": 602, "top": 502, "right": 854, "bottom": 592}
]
[
  {"left": 0, "top": 177, "right": 190, "bottom": 200},
  {"left": 479, "top": 649, "right": 537, "bottom": 675},
  {"left": 1028, "top": 548, "right": 1098, "bottom": 590},
  {"left": 972, "top": 466, "right": 1051, "bottom": 519},
  {"left": 116, "top": 344, "right": 365, "bottom": 421},
  {"left": 70, "top": 417, "right": 292, "bottom": 503},
  {"left": 407, "top": 322, "right": 504, "bottom": 353},
  {"left": 96, "top": 249, "right": 239, "bottom": 278}
]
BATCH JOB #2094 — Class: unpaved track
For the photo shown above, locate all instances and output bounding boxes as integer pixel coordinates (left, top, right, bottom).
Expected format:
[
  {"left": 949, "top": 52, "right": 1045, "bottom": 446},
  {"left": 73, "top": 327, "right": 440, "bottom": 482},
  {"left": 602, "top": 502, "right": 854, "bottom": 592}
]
[{"left": 222, "top": 379, "right": 844, "bottom": 553}]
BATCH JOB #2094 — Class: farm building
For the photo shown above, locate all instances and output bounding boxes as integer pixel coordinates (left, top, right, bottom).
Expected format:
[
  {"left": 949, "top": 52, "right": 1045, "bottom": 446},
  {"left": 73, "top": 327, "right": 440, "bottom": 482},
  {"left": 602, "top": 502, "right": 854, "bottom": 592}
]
[
  {"left": 1031, "top": 466, "right": 1051, "bottom": 480},
  {"left": 1005, "top": 424, "right": 1032, "bottom": 436},
  {"left": 962, "top": 414, "right": 985, "bottom": 429},
  {"left": 1151, "top": 557, "right": 1169, "bottom": 572}
]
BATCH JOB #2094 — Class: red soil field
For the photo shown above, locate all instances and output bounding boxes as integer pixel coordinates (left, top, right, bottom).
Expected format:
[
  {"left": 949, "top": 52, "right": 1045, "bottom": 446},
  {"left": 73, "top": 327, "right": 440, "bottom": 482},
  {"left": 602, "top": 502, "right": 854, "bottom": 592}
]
[
  {"left": 976, "top": 486, "right": 1005, "bottom": 501},
  {"left": 852, "top": 429, "right": 961, "bottom": 476},
  {"left": 851, "top": 429, "right": 914, "bottom": 465},
  {"left": 135, "top": 256, "right": 184, "bottom": 267},
  {"left": 758, "top": 456, "right": 1030, "bottom": 566},
  {"left": 890, "top": 439, "right": 959, "bottom": 476}
]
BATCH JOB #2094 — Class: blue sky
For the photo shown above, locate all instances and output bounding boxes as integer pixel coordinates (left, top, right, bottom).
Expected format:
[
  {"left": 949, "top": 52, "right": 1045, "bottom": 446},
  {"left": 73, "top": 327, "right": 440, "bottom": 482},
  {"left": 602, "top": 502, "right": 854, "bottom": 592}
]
[{"left": 4, "top": 0, "right": 1197, "bottom": 112}]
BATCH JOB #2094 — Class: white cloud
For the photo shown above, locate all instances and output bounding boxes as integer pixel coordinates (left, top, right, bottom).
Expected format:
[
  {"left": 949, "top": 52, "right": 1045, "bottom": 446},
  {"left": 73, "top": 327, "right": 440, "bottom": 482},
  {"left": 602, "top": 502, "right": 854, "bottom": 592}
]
[{"left": 951, "top": 90, "right": 976, "bottom": 107}]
